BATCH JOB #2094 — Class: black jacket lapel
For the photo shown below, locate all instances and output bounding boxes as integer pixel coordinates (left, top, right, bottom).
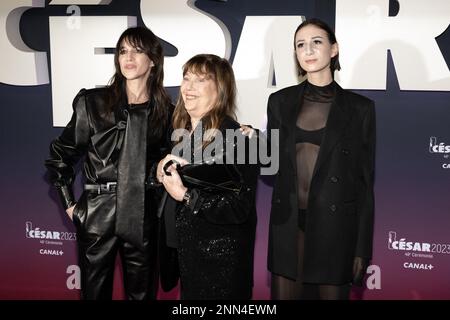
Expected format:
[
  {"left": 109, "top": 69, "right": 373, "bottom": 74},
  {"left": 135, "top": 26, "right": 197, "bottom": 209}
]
[
  {"left": 311, "top": 83, "right": 351, "bottom": 179},
  {"left": 283, "top": 82, "right": 305, "bottom": 176}
]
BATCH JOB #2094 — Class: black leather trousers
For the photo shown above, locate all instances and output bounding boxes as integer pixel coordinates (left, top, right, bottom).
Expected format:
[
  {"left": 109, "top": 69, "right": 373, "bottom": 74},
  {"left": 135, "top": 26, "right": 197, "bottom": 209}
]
[{"left": 74, "top": 192, "right": 159, "bottom": 300}]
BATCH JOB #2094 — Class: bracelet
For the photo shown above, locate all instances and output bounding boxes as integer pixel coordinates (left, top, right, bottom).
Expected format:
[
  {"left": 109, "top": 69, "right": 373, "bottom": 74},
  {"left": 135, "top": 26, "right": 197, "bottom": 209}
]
[{"left": 182, "top": 189, "right": 192, "bottom": 206}]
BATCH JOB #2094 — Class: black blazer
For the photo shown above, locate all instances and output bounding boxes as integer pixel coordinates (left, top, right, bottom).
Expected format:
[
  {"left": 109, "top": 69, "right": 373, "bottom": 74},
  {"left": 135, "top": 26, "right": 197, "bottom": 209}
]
[{"left": 267, "top": 81, "right": 375, "bottom": 284}]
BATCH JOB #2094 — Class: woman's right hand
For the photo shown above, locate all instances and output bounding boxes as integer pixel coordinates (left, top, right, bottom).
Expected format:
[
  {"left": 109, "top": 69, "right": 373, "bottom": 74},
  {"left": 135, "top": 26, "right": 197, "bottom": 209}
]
[
  {"left": 157, "top": 154, "right": 189, "bottom": 183},
  {"left": 66, "top": 205, "right": 75, "bottom": 221},
  {"left": 161, "top": 163, "right": 188, "bottom": 202},
  {"left": 352, "top": 257, "right": 369, "bottom": 286}
]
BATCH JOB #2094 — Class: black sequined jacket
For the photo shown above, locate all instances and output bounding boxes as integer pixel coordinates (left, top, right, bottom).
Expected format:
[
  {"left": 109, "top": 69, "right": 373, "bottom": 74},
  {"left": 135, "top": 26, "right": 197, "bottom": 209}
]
[{"left": 161, "top": 116, "right": 260, "bottom": 299}]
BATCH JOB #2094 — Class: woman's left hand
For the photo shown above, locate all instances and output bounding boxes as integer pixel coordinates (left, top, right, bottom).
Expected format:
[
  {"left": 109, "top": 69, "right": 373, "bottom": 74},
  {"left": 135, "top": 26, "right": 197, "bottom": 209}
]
[
  {"left": 161, "top": 162, "right": 188, "bottom": 201},
  {"left": 239, "top": 124, "right": 256, "bottom": 138}
]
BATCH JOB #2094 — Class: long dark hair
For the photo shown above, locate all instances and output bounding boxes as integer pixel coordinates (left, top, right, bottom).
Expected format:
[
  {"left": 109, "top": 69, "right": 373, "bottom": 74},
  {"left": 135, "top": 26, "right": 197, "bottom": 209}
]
[
  {"left": 294, "top": 18, "right": 341, "bottom": 77},
  {"left": 172, "top": 54, "right": 236, "bottom": 147},
  {"left": 108, "top": 26, "right": 171, "bottom": 138}
]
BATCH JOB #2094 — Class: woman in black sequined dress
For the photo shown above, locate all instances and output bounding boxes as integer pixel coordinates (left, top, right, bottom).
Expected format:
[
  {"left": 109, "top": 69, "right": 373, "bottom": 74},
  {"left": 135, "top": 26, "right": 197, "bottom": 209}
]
[{"left": 158, "top": 54, "right": 259, "bottom": 299}]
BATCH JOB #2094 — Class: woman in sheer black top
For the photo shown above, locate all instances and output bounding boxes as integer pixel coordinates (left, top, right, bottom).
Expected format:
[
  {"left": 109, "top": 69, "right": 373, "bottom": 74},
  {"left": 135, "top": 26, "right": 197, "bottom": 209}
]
[{"left": 244, "top": 18, "right": 376, "bottom": 300}]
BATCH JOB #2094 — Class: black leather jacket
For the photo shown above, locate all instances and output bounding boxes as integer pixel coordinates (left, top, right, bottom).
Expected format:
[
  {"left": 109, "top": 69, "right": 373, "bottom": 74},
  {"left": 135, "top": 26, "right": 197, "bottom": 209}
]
[{"left": 45, "top": 87, "right": 173, "bottom": 247}]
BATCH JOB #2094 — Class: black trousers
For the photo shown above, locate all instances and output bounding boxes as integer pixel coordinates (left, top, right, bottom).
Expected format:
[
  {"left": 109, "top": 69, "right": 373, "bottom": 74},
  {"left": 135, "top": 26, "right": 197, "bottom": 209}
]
[{"left": 74, "top": 194, "right": 159, "bottom": 300}]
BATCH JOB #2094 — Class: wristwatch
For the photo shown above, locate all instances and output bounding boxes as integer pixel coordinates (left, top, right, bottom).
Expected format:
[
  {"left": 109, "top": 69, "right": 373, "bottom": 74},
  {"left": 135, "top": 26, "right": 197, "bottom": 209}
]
[{"left": 182, "top": 189, "right": 192, "bottom": 206}]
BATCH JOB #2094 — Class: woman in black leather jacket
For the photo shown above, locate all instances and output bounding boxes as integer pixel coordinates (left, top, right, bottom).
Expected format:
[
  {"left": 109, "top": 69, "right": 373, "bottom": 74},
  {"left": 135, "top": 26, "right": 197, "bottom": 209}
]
[
  {"left": 157, "top": 54, "right": 259, "bottom": 299},
  {"left": 45, "top": 27, "right": 172, "bottom": 300}
]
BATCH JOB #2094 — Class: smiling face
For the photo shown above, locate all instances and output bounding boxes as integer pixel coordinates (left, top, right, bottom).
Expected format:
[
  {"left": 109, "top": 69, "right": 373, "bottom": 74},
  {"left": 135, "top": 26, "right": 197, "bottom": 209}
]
[
  {"left": 294, "top": 24, "right": 338, "bottom": 79},
  {"left": 180, "top": 70, "right": 218, "bottom": 120},
  {"left": 118, "top": 38, "right": 154, "bottom": 84}
]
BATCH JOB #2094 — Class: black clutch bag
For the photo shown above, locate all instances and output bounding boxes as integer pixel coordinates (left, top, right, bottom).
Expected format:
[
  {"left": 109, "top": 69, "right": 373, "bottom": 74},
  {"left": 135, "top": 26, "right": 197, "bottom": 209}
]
[{"left": 163, "top": 159, "right": 243, "bottom": 195}]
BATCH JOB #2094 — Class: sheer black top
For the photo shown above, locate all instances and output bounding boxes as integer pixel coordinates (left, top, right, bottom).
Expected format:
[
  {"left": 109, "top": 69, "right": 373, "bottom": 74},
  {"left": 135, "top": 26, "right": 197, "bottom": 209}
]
[{"left": 296, "top": 81, "right": 336, "bottom": 227}]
